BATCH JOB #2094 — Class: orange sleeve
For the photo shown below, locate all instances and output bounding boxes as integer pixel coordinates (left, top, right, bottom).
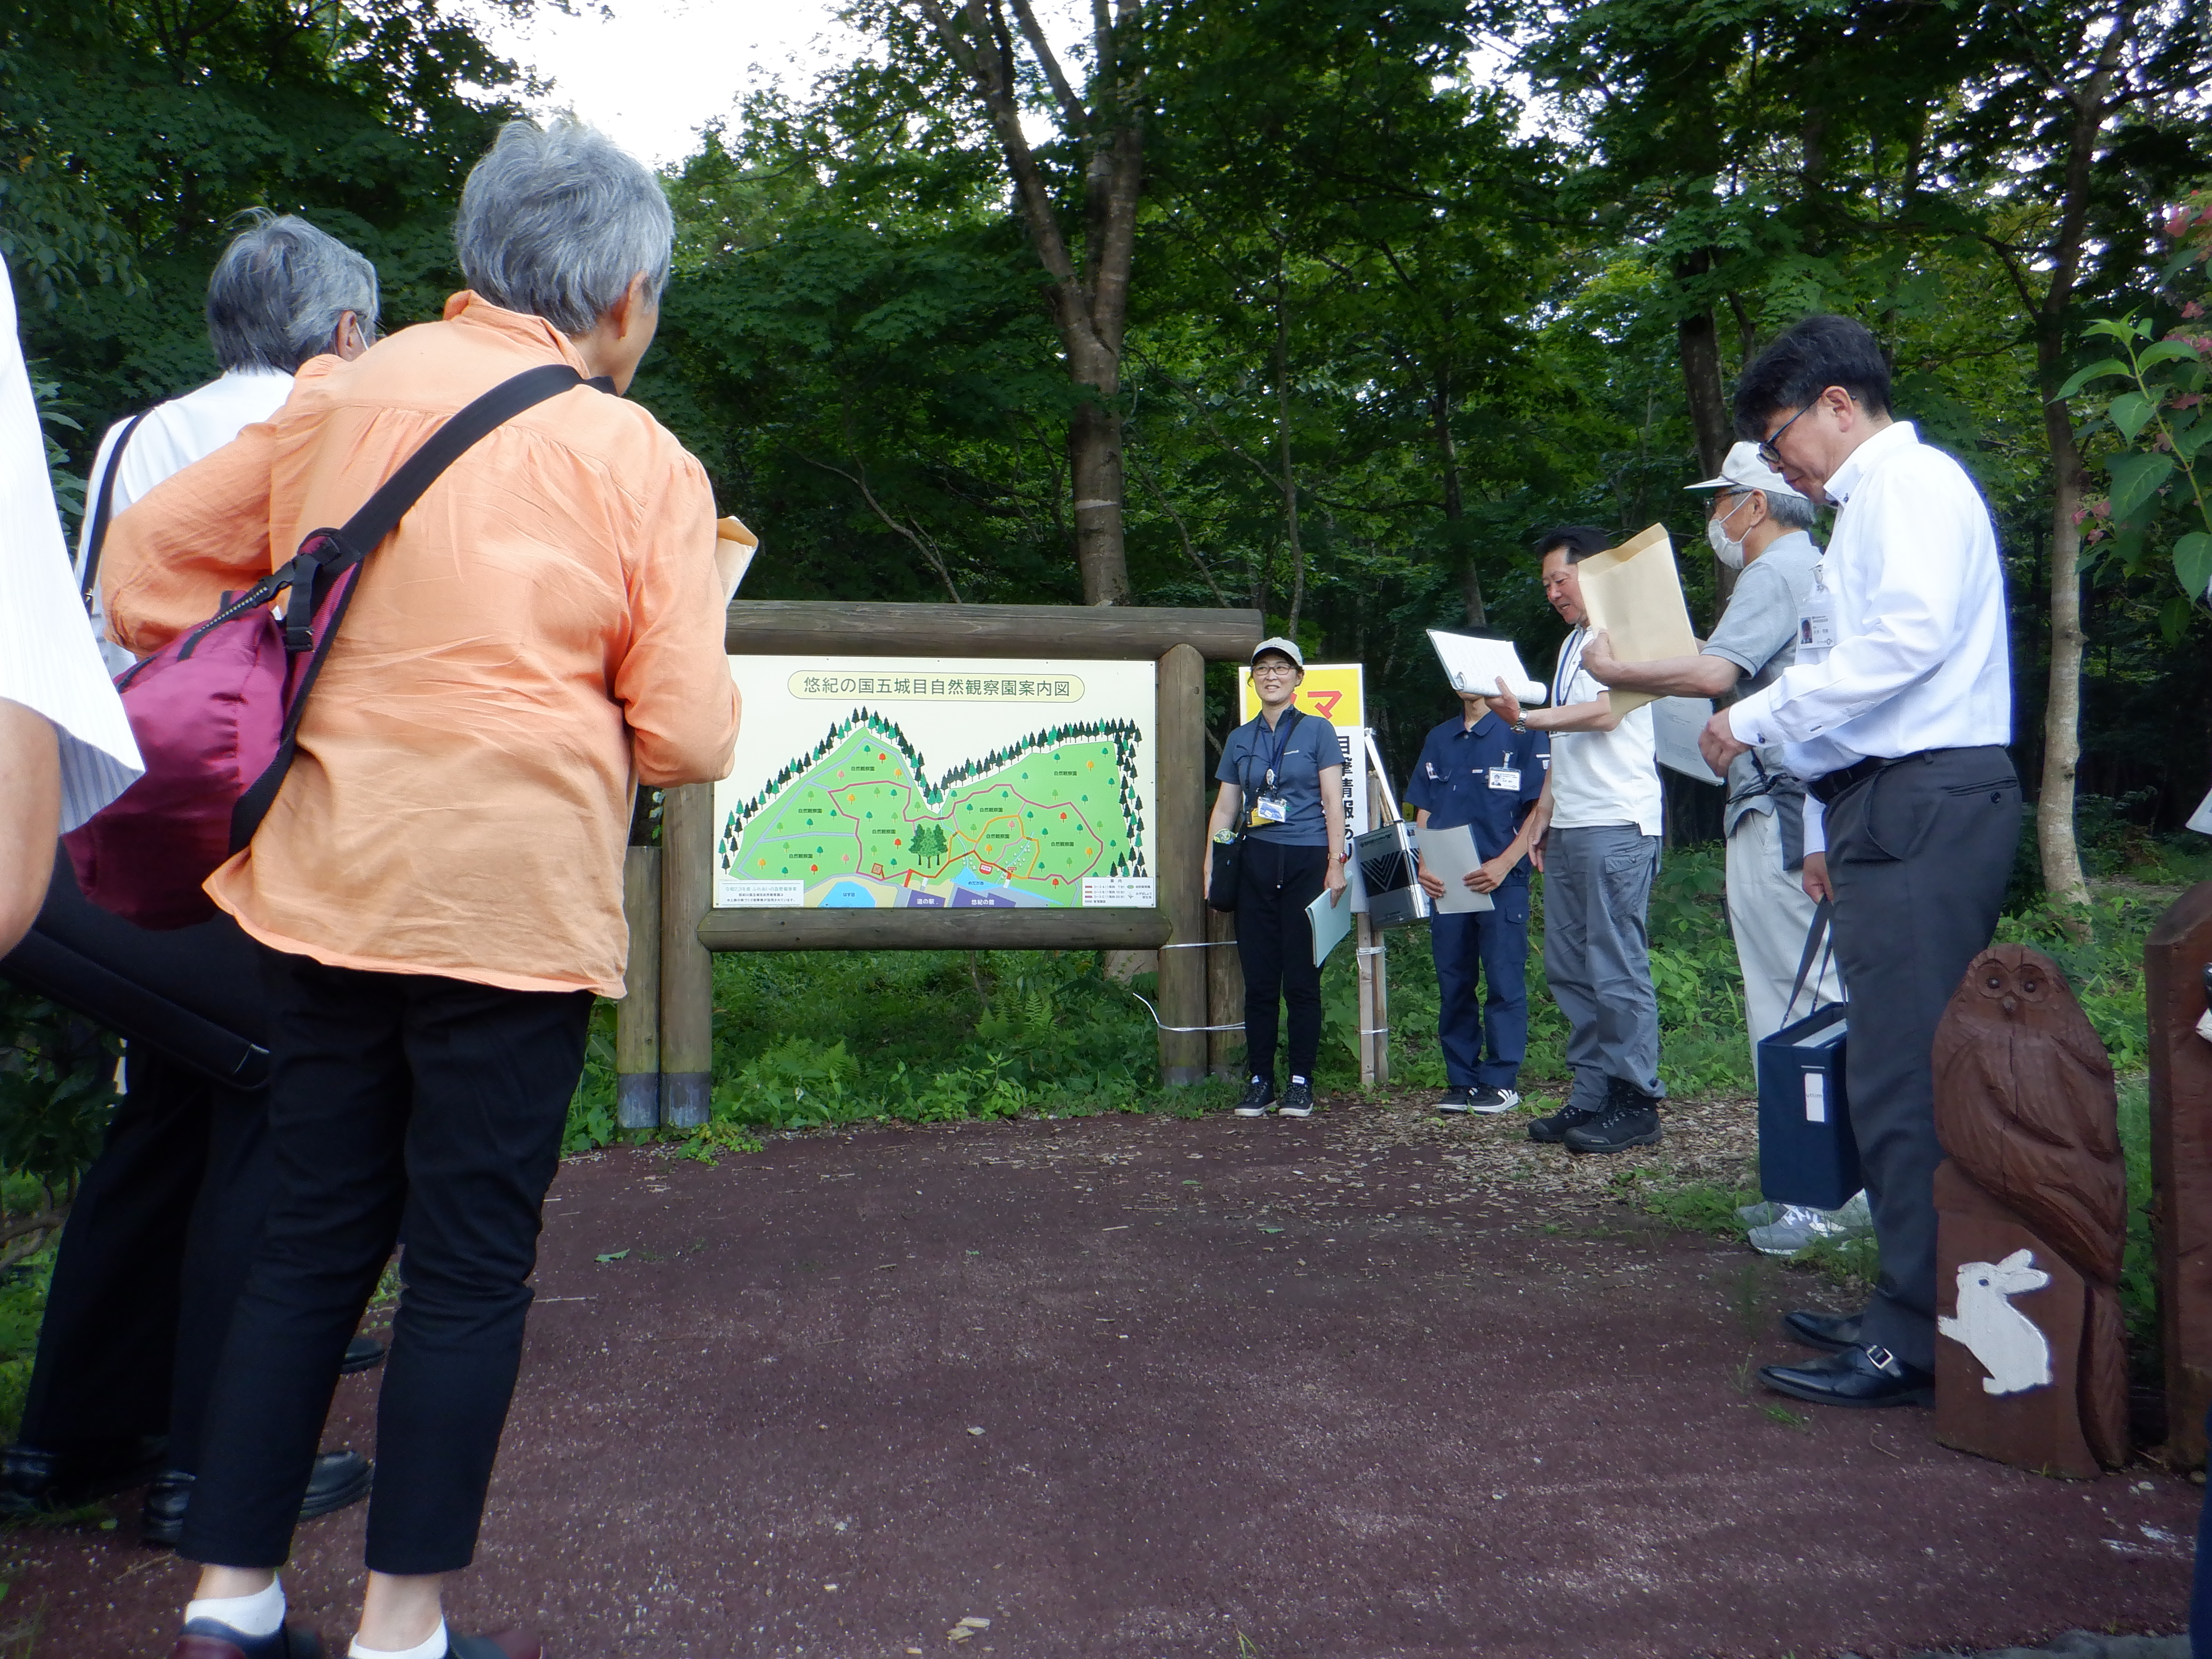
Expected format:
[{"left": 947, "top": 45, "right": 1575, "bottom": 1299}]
[
  {"left": 102, "top": 423, "right": 277, "bottom": 657},
  {"left": 616, "top": 447, "right": 742, "bottom": 788}
]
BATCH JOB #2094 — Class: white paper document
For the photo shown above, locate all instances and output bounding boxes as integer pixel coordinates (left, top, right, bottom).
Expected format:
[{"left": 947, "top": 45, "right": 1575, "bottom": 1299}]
[
  {"left": 1308, "top": 885, "right": 1355, "bottom": 967},
  {"left": 1410, "top": 821, "right": 1495, "bottom": 916},
  {"left": 1426, "top": 630, "right": 1546, "bottom": 705},
  {"left": 1652, "top": 696, "right": 1723, "bottom": 784}
]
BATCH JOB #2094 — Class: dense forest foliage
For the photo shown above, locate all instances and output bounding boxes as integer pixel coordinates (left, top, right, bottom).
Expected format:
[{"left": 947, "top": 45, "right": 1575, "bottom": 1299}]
[{"left": 6, "top": 0, "right": 2209, "bottom": 887}]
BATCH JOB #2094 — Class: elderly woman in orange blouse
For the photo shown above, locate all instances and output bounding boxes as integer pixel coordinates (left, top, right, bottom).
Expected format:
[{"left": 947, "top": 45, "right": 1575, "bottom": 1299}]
[{"left": 102, "top": 119, "right": 742, "bottom": 1659}]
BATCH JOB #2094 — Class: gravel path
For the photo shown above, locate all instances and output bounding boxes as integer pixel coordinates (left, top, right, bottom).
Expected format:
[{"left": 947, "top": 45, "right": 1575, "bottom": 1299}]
[{"left": 4, "top": 1094, "right": 2193, "bottom": 1658}]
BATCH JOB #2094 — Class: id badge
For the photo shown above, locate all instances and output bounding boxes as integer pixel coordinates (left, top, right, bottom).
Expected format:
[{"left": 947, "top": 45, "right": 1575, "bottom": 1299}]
[
  {"left": 1798, "top": 564, "right": 1839, "bottom": 654},
  {"left": 1251, "top": 795, "right": 1289, "bottom": 826},
  {"left": 1486, "top": 767, "right": 1521, "bottom": 791}
]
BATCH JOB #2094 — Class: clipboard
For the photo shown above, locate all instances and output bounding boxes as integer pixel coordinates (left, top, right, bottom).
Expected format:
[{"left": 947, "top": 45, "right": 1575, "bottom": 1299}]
[
  {"left": 1573, "top": 523, "right": 1697, "bottom": 717},
  {"left": 1652, "top": 696, "right": 1724, "bottom": 784},
  {"left": 1412, "top": 822, "right": 1497, "bottom": 915}
]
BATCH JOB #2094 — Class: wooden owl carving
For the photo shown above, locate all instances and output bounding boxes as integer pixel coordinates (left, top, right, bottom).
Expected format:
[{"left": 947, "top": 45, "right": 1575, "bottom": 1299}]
[{"left": 1933, "top": 944, "right": 2125, "bottom": 1287}]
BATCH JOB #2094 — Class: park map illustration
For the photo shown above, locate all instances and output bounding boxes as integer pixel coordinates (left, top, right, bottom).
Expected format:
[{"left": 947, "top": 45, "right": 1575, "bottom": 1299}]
[{"left": 718, "top": 709, "right": 1148, "bottom": 909}]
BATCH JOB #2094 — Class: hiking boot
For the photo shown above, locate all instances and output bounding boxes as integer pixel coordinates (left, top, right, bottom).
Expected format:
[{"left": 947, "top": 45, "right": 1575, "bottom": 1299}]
[
  {"left": 1470, "top": 1086, "right": 1520, "bottom": 1115},
  {"left": 1234, "top": 1075, "right": 1276, "bottom": 1116},
  {"left": 1562, "top": 1086, "right": 1663, "bottom": 1155},
  {"left": 1277, "top": 1079, "right": 1315, "bottom": 1118},
  {"left": 1527, "top": 1100, "right": 1601, "bottom": 1144},
  {"left": 1436, "top": 1087, "right": 1474, "bottom": 1115}
]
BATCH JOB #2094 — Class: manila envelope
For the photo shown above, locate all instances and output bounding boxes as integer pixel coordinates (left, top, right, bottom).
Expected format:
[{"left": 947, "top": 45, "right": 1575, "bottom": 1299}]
[{"left": 1573, "top": 523, "right": 1696, "bottom": 717}]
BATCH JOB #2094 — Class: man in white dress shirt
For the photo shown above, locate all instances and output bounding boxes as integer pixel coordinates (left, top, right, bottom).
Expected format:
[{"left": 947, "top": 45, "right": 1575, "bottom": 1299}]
[
  {"left": 75, "top": 211, "right": 378, "bottom": 673},
  {"left": 1, "top": 213, "right": 382, "bottom": 1539},
  {"left": 1492, "top": 526, "right": 1668, "bottom": 1155},
  {"left": 1699, "top": 314, "right": 2019, "bottom": 1410},
  {"left": 0, "top": 253, "right": 143, "bottom": 951}
]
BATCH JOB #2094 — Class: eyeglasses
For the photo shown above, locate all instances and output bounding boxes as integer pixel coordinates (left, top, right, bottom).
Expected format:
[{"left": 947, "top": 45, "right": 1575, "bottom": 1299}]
[
  {"left": 1757, "top": 403, "right": 1814, "bottom": 469},
  {"left": 1251, "top": 663, "right": 1298, "bottom": 678}
]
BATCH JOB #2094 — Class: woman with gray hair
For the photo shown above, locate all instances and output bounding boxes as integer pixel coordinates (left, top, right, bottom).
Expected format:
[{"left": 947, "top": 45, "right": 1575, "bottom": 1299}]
[{"left": 101, "top": 118, "right": 744, "bottom": 1659}]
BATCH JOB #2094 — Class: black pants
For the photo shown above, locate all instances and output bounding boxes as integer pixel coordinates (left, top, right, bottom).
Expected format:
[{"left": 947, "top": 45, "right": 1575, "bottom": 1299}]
[
  {"left": 1235, "top": 840, "right": 1328, "bottom": 1083},
  {"left": 13, "top": 861, "right": 278, "bottom": 1477},
  {"left": 18, "top": 1051, "right": 271, "bottom": 1475},
  {"left": 180, "top": 954, "right": 591, "bottom": 1575},
  {"left": 1824, "top": 746, "right": 2020, "bottom": 1372}
]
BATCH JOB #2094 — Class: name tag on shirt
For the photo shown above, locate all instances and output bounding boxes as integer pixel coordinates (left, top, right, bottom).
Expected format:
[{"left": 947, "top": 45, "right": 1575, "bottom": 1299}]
[
  {"left": 1250, "top": 795, "right": 1289, "bottom": 825},
  {"left": 1487, "top": 767, "right": 1522, "bottom": 791},
  {"left": 1799, "top": 563, "right": 1838, "bottom": 652}
]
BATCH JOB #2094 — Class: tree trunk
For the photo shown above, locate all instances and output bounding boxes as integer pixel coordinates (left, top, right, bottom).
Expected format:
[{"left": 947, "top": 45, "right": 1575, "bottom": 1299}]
[
  {"left": 1677, "top": 280, "right": 1738, "bottom": 616},
  {"left": 1433, "top": 364, "right": 1485, "bottom": 626},
  {"left": 2037, "top": 369, "right": 2094, "bottom": 913},
  {"left": 2027, "top": 19, "right": 2128, "bottom": 915},
  {"left": 906, "top": 0, "right": 1142, "bottom": 605}
]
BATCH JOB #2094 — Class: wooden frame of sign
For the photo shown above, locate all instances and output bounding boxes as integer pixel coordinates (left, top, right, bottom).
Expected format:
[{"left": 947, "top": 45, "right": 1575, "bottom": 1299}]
[{"left": 617, "top": 601, "right": 1265, "bottom": 1124}]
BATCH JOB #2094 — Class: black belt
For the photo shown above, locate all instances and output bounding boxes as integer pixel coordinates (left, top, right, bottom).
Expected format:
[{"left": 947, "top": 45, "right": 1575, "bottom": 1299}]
[{"left": 1806, "top": 748, "right": 1966, "bottom": 805}]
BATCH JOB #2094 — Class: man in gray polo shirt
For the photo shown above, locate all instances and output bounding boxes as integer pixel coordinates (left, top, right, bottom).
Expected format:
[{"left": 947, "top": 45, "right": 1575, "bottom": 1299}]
[{"left": 1583, "top": 444, "right": 1850, "bottom": 1238}]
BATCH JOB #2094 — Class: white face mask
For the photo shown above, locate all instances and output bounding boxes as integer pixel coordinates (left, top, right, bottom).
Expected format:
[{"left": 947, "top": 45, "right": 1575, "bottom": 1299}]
[{"left": 1706, "top": 493, "right": 1754, "bottom": 570}]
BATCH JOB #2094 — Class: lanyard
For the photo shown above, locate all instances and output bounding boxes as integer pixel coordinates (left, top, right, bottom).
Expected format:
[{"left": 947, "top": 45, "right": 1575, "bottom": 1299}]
[
  {"left": 1553, "top": 627, "right": 1585, "bottom": 709},
  {"left": 1243, "top": 707, "right": 1300, "bottom": 795}
]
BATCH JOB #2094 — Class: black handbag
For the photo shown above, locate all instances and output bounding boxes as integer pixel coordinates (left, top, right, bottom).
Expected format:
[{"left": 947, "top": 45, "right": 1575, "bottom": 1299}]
[
  {"left": 1206, "top": 828, "right": 1245, "bottom": 913},
  {"left": 1754, "top": 901, "right": 1857, "bottom": 1210}
]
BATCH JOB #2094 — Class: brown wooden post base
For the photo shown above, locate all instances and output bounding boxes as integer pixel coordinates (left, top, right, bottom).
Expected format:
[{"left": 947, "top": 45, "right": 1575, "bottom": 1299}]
[
  {"left": 1934, "top": 1160, "right": 2127, "bottom": 1479},
  {"left": 1207, "top": 906, "right": 1243, "bottom": 1080},
  {"left": 2146, "top": 881, "right": 2212, "bottom": 1469},
  {"left": 1155, "top": 644, "right": 1207, "bottom": 1085},
  {"left": 659, "top": 781, "right": 715, "bottom": 1128},
  {"left": 615, "top": 844, "right": 661, "bottom": 1130}
]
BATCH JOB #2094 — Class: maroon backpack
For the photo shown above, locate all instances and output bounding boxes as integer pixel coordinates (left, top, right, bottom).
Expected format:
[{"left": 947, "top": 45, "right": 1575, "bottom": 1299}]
[{"left": 67, "top": 363, "right": 600, "bottom": 927}]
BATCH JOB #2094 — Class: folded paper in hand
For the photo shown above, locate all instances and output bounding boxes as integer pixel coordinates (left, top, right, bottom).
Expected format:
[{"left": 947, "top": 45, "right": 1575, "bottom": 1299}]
[
  {"left": 1308, "top": 883, "right": 1353, "bottom": 967},
  {"left": 717, "top": 515, "right": 759, "bottom": 598},
  {"left": 1426, "top": 630, "right": 1545, "bottom": 706},
  {"left": 1651, "top": 696, "right": 1723, "bottom": 785},
  {"left": 1572, "top": 523, "right": 1697, "bottom": 717}
]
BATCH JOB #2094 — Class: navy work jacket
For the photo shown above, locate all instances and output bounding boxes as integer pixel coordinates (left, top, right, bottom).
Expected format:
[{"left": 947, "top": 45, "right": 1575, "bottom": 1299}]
[{"left": 1405, "top": 710, "right": 1550, "bottom": 883}]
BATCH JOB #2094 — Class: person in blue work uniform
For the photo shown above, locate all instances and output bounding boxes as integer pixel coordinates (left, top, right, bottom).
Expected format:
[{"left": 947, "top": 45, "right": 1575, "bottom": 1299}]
[
  {"left": 1204, "top": 637, "right": 1348, "bottom": 1120},
  {"left": 1408, "top": 663, "right": 1551, "bottom": 1115}
]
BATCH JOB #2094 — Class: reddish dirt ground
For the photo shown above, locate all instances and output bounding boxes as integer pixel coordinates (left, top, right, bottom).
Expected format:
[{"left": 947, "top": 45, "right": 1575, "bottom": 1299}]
[{"left": 8, "top": 1101, "right": 2198, "bottom": 1659}]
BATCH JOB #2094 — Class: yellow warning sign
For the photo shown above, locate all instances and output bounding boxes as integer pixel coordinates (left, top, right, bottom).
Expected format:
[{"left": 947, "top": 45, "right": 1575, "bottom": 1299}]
[{"left": 1238, "top": 662, "right": 1366, "bottom": 730}]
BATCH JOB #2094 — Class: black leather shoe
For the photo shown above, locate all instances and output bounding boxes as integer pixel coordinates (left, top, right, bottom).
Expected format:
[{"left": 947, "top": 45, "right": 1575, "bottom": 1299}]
[
  {"left": 1527, "top": 1101, "right": 1599, "bottom": 1143},
  {"left": 1760, "top": 1342, "right": 1933, "bottom": 1408},
  {"left": 1784, "top": 1308, "right": 1864, "bottom": 1353},
  {"left": 170, "top": 1619, "right": 324, "bottom": 1658},
  {"left": 0, "top": 1433, "right": 167, "bottom": 1516},
  {"left": 141, "top": 1450, "right": 373, "bottom": 1548},
  {"left": 450, "top": 1633, "right": 541, "bottom": 1659},
  {"left": 339, "top": 1334, "right": 386, "bottom": 1375}
]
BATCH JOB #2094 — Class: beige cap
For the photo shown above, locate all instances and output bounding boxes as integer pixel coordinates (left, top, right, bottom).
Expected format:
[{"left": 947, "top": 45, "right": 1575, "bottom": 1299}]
[
  {"left": 1688, "top": 441, "right": 1809, "bottom": 502},
  {"left": 1250, "top": 636, "right": 1305, "bottom": 668}
]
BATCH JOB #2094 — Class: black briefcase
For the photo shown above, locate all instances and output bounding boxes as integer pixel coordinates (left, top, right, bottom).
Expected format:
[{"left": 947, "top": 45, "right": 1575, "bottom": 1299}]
[{"left": 1754, "top": 902, "right": 1857, "bottom": 1210}]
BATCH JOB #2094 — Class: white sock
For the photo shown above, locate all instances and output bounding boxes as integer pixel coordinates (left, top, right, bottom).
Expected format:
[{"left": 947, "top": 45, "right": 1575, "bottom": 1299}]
[
  {"left": 349, "top": 1619, "right": 449, "bottom": 1659},
  {"left": 1290, "top": 1075, "right": 1309, "bottom": 1085},
  {"left": 185, "top": 1577, "right": 285, "bottom": 1637}
]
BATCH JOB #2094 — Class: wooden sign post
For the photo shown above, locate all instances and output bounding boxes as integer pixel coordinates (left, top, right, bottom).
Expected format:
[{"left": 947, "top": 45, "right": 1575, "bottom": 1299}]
[
  {"left": 2146, "top": 882, "right": 2212, "bottom": 1468},
  {"left": 622, "top": 601, "right": 1263, "bottom": 1121}
]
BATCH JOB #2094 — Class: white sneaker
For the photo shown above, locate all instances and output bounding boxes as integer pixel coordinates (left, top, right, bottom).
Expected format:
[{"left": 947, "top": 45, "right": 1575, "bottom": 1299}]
[{"left": 1470, "top": 1087, "right": 1519, "bottom": 1115}]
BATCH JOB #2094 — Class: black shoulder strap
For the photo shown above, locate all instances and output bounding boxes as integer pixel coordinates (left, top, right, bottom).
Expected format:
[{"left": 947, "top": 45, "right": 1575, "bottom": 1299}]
[
  {"left": 232, "top": 362, "right": 607, "bottom": 851},
  {"left": 79, "top": 409, "right": 153, "bottom": 611},
  {"left": 1784, "top": 899, "right": 1839, "bottom": 1021}
]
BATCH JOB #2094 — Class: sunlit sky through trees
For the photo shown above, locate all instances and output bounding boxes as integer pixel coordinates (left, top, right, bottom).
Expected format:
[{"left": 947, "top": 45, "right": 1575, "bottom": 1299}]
[{"left": 480, "top": 0, "right": 1088, "bottom": 165}]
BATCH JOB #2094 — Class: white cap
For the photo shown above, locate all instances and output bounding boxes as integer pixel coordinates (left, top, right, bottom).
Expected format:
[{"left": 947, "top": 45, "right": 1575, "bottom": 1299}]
[
  {"left": 1687, "top": 441, "right": 1808, "bottom": 502},
  {"left": 1251, "top": 636, "right": 1304, "bottom": 668}
]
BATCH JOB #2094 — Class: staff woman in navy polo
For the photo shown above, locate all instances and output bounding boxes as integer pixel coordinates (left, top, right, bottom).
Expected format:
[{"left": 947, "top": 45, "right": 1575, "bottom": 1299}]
[{"left": 1204, "top": 638, "right": 1347, "bottom": 1119}]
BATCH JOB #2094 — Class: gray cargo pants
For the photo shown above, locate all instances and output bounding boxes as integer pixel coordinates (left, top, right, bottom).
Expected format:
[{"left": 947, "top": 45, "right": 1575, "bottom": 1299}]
[{"left": 1542, "top": 824, "right": 1664, "bottom": 1112}]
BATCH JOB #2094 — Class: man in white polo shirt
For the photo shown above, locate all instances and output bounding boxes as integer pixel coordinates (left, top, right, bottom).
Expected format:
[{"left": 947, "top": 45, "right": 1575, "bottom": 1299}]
[
  {"left": 1701, "top": 314, "right": 2017, "bottom": 1410},
  {"left": 1492, "top": 525, "right": 1666, "bottom": 1155}
]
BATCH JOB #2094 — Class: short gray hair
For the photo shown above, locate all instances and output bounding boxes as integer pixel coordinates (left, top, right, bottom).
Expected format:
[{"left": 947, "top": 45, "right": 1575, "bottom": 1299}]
[
  {"left": 454, "top": 118, "right": 673, "bottom": 334},
  {"left": 1761, "top": 489, "right": 1817, "bottom": 531},
  {"left": 205, "top": 211, "right": 380, "bottom": 373}
]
